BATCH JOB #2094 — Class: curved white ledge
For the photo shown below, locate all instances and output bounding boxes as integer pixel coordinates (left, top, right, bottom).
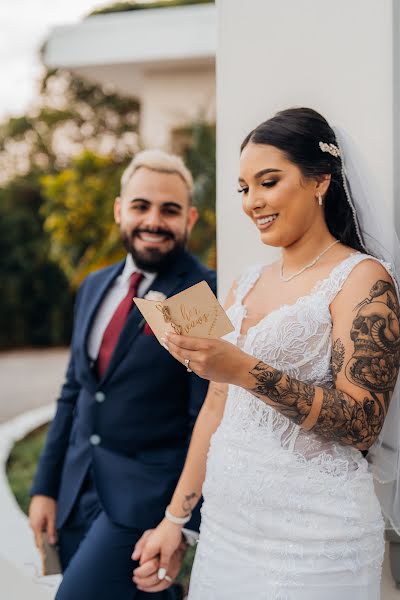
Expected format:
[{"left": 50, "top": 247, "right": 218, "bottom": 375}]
[{"left": 0, "top": 403, "right": 60, "bottom": 598}]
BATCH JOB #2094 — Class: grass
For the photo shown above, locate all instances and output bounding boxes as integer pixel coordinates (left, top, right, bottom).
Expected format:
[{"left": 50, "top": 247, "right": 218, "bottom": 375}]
[
  {"left": 6, "top": 424, "right": 196, "bottom": 591},
  {"left": 6, "top": 423, "right": 49, "bottom": 515}
]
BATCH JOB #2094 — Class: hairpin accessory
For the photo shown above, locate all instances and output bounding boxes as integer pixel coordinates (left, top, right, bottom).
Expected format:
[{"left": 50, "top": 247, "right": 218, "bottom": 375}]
[
  {"left": 319, "top": 141, "right": 340, "bottom": 158},
  {"left": 156, "top": 303, "right": 183, "bottom": 335}
]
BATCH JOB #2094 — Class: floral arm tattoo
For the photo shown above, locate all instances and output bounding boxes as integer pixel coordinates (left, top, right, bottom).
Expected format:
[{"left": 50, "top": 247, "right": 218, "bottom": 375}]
[
  {"left": 246, "top": 279, "right": 400, "bottom": 450},
  {"left": 331, "top": 339, "right": 345, "bottom": 382}
]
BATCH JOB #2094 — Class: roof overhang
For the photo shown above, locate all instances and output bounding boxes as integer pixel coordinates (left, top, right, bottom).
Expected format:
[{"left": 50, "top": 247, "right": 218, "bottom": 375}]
[{"left": 44, "top": 4, "right": 216, "bottom": 96}]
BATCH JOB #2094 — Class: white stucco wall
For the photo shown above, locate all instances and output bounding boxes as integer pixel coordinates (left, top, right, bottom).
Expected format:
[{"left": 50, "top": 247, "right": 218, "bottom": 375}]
[
  {"left": 140, "top": 65, "right": 215, "bottom": 148},
  {"left": 216, "top": 0, "right": 395, "bottom": 300}
]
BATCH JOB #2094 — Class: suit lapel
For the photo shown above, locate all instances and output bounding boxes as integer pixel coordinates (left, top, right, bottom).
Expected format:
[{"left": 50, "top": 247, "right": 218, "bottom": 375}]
[{"left": 100, "top": 252, "right": 192, "bottom": 383}]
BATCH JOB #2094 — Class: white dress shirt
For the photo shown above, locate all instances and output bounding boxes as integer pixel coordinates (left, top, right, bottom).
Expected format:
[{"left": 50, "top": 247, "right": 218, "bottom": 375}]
[{"left": 87, "top": 254, "right": 156, "bottom": 360}]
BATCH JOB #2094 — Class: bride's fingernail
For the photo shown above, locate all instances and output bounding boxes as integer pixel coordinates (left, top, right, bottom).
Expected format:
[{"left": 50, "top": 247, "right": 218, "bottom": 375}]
[{"left": 158, "top": 568, "right": 167, "bottom": 580}]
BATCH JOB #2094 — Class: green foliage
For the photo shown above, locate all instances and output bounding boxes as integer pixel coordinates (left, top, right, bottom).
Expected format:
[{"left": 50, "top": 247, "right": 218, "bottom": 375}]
[
  {"left": 6, "top": 424, "right": 49, "bottom": 515},
  {"left": 1, "top": 115, "right": 33, "bottom": 139},
  {"left": 177, "top": 545, "right": 197, "bottom": 591},
  {"left": 0, "top": 69, "right": 140, "bottom": 182},
  {"left": 0, "top": 70, "right": 141, "bottom": 346},
  {"left": 40, "top": 71, "right": 140, "bottom": 138},
  {"left": 40, "top": 151, "right": 127, "bottom": 287},
  {"left": 183, "top": 122, "right": 216, "bottom": 269},
  {"left": 89, "top": 0, "right": 213, "bottom": 17},
  {"left": 0, "top": 175, "right": 73, "bottom": 348}
]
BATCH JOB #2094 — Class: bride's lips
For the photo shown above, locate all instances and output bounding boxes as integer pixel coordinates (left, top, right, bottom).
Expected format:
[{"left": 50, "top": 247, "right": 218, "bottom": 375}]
[{"left": 256, "top": 214, "right": 279, "bottom": 231}]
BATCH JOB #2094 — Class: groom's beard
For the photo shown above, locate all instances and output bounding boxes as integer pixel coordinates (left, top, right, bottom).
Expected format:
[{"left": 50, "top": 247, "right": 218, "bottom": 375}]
[{"left": 121, "top": 227, "right": 187, "bottom": 273}]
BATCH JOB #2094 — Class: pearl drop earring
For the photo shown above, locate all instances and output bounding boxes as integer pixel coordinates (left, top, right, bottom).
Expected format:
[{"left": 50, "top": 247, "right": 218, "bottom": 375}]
[{"left": 317, "top": 193, "right": 323, "bottom": 206}]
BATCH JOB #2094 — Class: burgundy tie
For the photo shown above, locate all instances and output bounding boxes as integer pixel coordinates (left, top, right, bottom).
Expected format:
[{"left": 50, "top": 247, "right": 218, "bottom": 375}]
[{"left": 97, "top": 271, "right": 144, "bottom": 377}]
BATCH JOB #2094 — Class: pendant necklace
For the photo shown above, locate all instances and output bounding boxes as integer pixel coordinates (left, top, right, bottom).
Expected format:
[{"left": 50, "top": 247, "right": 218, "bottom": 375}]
[{"left": 280, "top": 239, "right": 340, "bottom": 282}]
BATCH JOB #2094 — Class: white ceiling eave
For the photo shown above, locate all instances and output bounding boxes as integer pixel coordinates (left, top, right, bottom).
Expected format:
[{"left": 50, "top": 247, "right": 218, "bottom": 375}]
[{"left": 44, "top": 3, "right": 216, "bottom": 70}]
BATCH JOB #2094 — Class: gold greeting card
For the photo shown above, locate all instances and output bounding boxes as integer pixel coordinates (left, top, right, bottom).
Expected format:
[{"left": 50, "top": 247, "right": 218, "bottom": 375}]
[{"left": 134, "top": 281, "right": 234, "bottom": 344}]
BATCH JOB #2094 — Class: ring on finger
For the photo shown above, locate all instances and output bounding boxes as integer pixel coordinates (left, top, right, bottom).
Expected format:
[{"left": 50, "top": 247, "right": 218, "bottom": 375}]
[{"left": 184, "top": 358, "right": 192, "bottom": 373}]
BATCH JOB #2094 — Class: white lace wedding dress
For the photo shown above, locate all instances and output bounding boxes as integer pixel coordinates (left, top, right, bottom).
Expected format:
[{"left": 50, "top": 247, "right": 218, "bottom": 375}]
[{"left": 188, "top": 253, "right": 385, "bottom": 600}]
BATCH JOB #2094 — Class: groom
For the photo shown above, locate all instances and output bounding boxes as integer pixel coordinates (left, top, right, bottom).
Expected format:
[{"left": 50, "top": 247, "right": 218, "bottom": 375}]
[{"left": 29, "top": 150, "right": 215, "bottom": 599}]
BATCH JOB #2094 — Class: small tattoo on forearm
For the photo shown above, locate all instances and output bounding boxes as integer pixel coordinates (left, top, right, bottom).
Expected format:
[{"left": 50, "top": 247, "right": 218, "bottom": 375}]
[
  {"left": 211, "top": 383, "right": 227, "bottom": 399},
  {"left": 182, "top": 492, "right": 197, "bottom": 514}
]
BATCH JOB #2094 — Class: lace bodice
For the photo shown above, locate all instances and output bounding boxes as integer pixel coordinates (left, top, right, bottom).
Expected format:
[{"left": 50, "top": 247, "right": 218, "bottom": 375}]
[{"left": 222, "top": 252, "right": 383, "bottom": 464}]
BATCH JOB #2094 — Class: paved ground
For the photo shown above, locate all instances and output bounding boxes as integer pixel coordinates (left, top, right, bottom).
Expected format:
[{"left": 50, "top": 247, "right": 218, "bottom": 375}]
[
  {"left": 0, "top": 348, "right": 69, "bottom": 423},
  {"left": 0, "top": 348, "right": 399, "bottom": 598},
  {"left": 0, "top": 557, "right": 57, "bottom": 599}
]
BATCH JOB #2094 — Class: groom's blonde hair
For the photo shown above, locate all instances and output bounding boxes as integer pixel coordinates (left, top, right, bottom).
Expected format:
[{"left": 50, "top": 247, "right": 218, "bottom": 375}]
[{"left": 120, "top": 149, "right": 194, "bottom": 201}]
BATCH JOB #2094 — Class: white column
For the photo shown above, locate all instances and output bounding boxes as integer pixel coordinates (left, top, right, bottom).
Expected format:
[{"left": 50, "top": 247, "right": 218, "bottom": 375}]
[{"left": 216, "top": 0, "right": 395, "bottom": 300}]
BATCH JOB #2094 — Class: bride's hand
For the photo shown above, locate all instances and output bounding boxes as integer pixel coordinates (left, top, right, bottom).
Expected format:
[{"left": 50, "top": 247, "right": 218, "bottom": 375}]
[
  {"left": 163, "top": 332, "right": 254, "bottom": 384},
  {"left": 131, "top": 519, "right": 184, "bottom": 587}
]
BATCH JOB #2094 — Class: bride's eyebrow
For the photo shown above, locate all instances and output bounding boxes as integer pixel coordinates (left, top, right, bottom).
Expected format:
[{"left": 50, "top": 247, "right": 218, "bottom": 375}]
[
  {"left": 238, "top": 168, "right": 283, "bottom": 184},
  {"left": 254, "top": 168, "right": 283, "bottom": 179}
]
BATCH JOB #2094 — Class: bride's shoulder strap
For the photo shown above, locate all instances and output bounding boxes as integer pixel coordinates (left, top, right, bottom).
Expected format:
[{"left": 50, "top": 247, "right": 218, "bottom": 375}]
[
  {"left": 234, "top": 264, "right": 265, "bottom": 304},
  {"left": 315, "top": 252, "right": 393, "bottom": 306}
]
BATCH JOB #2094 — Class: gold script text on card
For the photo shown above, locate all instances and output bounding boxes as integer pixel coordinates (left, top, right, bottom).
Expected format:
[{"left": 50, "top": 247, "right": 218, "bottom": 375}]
[{"left": 180, "top": 303, "right": 210, "bottom": 334}]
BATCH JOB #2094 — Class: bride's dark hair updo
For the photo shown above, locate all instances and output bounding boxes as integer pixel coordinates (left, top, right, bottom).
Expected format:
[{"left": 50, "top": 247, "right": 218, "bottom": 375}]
[{"left": 241, "top": 107, "right": 365, "bottom": 253}]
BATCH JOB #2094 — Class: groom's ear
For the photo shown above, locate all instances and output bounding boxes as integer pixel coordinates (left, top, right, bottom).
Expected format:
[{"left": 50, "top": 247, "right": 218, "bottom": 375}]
[
  {"left": 114, "top": 197, "right": 121, "bottom": 225},
  {"left": 186, "top": 206, "right": 199, "bottom": 235}
]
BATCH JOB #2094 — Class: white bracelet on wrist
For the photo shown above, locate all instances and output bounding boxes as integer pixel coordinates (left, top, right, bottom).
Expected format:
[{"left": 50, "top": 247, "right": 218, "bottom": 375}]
[{"left": 165, "top": 505, "right": 192, "bottom": 526}]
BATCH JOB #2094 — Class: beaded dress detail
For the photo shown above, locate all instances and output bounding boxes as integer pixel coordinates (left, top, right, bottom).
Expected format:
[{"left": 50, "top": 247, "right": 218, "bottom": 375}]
[{"left": 188, "top": 253, "right": 385, "bottom": 600}]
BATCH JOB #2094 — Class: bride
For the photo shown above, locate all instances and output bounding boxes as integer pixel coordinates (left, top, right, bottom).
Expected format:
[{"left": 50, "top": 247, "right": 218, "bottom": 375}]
[{"left": 131, "top": 108, "right": 400, "bottom": 599}]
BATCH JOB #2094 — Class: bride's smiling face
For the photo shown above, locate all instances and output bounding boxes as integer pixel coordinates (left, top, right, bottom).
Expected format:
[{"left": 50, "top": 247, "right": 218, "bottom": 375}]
[{"left": 239, "top": 142, "right": 327, "bottom": 248}]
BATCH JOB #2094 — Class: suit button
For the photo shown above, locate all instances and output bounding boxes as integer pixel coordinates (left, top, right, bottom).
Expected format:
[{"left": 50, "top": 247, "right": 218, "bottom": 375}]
[
  {"left": 95, "top": 391, "right": 105, "bottom": 403},
  {"left": 90, "top": 434, "right": 101, "bottom": 446}
]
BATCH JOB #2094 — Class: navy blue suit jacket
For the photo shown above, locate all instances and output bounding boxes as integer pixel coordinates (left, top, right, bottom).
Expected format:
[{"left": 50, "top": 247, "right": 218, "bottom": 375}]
[{"left": 31, "top": 251, "right": 216, "bottom": 532}]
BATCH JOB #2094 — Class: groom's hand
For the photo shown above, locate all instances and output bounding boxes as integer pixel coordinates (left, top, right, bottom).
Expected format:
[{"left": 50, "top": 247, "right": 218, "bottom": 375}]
[
  {"left": 132, "top": 534, "right": 187, "bottom": 593},
  {"left": 132, "top": 519, "right": 183, "bottom": 571},
  {"left": 29, "top": 495, "right": 57, "bottom": 547},
  {"left": 132, "top": 529, "right": 154, "bottom": 563}
]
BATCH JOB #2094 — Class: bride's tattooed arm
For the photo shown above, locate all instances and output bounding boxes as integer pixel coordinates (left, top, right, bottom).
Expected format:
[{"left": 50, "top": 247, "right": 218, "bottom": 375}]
[{"left": 245, "top": 278, "right": 400, "bottom": 450}]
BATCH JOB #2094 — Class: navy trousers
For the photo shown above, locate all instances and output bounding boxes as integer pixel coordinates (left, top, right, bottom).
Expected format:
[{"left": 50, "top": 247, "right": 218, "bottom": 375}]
[{"left": 56, "top": 471, "right": 180, "bottom": 600}]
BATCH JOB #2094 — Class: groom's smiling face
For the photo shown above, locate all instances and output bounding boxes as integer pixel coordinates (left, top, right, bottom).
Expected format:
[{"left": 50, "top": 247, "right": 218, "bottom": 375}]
[{"left": 114, "top": 166, "right": 198, "bottom": 272}]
